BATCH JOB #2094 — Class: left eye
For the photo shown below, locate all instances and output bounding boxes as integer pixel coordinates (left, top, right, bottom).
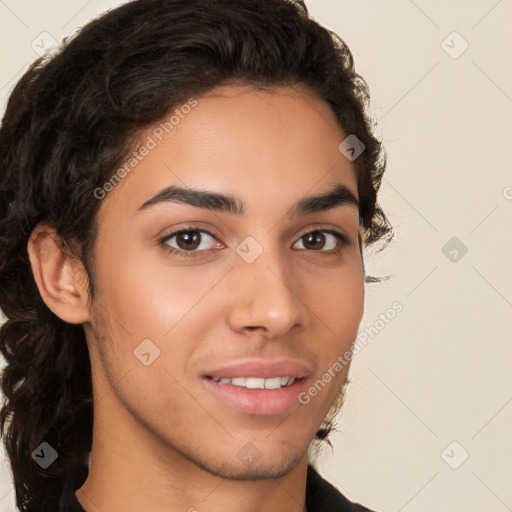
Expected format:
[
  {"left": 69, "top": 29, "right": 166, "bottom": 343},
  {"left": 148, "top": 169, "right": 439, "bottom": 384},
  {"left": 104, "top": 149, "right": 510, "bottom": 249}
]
[{"left": 293, "top": 230, "right": 343, "bottom": 251}]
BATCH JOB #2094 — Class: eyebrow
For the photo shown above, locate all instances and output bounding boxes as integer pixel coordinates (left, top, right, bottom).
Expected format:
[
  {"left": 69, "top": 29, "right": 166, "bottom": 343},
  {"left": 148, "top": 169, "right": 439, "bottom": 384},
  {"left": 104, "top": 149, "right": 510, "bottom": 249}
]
[{"left": 137, "top": 183, "right": 359, "bottom": 218}]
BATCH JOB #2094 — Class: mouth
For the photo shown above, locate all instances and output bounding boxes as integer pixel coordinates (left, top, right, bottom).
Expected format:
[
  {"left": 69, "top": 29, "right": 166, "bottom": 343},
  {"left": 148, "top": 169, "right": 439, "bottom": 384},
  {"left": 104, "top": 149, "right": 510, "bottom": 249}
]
[{"left": 201, "top": 359, "right": 311, "bottom": 416}]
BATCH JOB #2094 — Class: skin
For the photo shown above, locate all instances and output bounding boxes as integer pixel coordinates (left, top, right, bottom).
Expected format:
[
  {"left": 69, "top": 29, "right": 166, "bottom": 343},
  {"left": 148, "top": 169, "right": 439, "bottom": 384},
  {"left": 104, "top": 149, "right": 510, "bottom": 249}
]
[{"left": 27, "top": 84, "right": 365, "bottom": 512}]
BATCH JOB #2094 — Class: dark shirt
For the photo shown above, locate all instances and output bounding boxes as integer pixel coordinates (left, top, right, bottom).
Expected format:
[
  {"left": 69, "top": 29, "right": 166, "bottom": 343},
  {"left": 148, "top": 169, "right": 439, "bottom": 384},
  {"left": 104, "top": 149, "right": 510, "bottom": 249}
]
[{"left": 60, "top": 464, "right": 375, "bottom": 511}]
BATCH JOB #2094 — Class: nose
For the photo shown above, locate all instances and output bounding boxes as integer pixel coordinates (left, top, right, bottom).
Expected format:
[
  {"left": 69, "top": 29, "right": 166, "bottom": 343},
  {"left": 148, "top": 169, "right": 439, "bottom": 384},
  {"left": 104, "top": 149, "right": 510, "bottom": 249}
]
[{"left": 225, "top": 245, "right": 310, "bottom": 339}]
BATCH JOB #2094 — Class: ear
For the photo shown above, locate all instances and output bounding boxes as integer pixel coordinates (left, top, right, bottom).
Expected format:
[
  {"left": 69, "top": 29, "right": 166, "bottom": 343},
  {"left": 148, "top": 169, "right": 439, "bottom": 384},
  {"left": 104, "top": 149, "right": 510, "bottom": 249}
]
[{"left": 27, "top": 223, "right": 91, "bottom": 324}]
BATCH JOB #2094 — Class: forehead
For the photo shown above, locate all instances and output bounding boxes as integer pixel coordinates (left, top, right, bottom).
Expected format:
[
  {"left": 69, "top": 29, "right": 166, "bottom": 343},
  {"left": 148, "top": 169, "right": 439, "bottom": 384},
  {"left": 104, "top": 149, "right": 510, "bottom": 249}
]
[{"left": 97, "top": 84, "right": 357, "bottom": 220}]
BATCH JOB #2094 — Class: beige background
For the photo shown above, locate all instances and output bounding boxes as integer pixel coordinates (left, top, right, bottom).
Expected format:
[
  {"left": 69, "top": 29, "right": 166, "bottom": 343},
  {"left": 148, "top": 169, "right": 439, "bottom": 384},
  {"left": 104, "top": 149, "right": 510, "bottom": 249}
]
[{"left": 1, "top": 1, "right": 511, "bottom": 511}]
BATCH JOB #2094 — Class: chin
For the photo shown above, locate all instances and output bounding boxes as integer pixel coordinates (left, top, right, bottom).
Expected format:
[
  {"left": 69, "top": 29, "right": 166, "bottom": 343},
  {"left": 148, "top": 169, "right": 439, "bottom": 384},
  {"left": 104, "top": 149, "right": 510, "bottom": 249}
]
[{"left": 186, "top": 444, "right": 306, "bottom": 481}]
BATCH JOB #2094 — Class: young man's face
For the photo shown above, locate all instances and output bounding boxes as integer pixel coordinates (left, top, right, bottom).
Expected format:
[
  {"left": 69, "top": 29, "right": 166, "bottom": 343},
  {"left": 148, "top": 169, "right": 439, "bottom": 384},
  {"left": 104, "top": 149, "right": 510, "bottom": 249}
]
[{"left": 83, "top": 84, "right": 364, "bottom": 479}]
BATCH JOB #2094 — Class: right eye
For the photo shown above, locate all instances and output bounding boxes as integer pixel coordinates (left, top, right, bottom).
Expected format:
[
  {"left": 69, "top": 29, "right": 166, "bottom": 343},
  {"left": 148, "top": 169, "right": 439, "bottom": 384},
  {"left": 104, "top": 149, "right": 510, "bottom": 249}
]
[{"left": 158, "top": 227, "right": 223, "bottom": 258}]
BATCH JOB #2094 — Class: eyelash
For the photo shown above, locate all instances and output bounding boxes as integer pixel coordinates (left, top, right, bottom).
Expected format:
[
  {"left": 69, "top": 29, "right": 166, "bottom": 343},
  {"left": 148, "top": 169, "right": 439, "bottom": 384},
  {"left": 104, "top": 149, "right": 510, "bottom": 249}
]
[{"left": 158, "top": 225, "right": 350, "bottom": 259}]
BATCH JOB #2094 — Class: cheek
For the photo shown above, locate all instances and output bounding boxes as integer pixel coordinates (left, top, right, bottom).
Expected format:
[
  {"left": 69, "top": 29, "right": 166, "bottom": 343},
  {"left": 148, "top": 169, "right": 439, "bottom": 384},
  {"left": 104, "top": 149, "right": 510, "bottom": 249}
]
[
  {"left": 94, "top": 239, "right": 218, "bottom": 337},
  {"left": 91, "top": 244, "right": 234, "bottom": 390},
  {"left": 310, "top": 263, "right": 364, "bottom": 340},
  {"left": 305, "top": 268, "right": 364, "bottom": 394}
]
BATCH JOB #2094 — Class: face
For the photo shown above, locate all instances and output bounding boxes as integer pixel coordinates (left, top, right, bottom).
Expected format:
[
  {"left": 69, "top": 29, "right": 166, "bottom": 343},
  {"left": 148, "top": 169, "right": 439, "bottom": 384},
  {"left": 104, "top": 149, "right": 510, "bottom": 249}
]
[{"left": 84, "top": 84, "right": 364, "bottom": 479}]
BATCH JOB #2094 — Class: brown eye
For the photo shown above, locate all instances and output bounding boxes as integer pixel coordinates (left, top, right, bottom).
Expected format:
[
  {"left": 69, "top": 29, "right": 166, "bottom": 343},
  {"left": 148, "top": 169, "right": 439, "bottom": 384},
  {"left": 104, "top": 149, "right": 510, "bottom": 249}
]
[
  {"left": 294, "top": 230, "right": 343, "bottom": 252},
  {"left": 175, "top": 231, "right": 202, "bottom": 250},
  {"left": 162, "top": 229, "right": 218, "bottom": 254},
  {"left": 301, "top": 232, "right": 327, "bottom": 250}
]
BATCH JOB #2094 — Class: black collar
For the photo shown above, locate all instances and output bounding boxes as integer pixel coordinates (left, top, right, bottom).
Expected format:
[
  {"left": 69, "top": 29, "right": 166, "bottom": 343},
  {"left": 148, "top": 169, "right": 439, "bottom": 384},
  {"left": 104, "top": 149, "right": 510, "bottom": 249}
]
[{"left": 306, "top": 464, "right": 375, "bottom": 511}]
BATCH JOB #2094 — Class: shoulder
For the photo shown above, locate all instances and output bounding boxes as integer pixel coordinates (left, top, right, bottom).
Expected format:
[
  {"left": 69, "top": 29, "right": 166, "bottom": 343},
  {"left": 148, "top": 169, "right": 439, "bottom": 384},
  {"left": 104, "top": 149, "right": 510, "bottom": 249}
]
[{"left": 306, "top": 464, "right": 377, "bottom": 512}]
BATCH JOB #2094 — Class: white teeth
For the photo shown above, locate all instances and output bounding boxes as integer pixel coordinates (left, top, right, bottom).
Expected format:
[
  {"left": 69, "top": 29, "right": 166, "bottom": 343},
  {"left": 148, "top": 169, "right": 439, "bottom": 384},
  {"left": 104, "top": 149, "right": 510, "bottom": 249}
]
[
  {"left": 214, "top": 376, "right": 295, "bottom": 389},
  {"left": 245, "top": 377, "right": 265, "bottom": 389},
  {"left": 264, "top": 377, "right": 283, "bottom": 389}
]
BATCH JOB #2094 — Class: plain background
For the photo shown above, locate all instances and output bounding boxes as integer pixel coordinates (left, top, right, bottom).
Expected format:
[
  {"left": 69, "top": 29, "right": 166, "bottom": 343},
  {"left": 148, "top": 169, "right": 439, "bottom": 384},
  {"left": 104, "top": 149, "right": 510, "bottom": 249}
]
[{"left": 1, "top": 1, "right": 511, "bottom": 511}]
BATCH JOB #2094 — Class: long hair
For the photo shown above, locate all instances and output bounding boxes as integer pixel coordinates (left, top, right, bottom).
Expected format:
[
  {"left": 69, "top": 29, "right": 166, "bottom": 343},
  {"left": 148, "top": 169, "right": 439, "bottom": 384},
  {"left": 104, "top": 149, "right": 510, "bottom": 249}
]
[{"left": 0, "top": 0, "right": 393, "bottom": 509}]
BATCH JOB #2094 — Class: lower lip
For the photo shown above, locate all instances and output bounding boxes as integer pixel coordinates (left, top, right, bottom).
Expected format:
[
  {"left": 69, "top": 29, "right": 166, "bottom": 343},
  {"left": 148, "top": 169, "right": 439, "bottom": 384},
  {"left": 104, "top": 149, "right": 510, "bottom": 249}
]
[{"left": 202, "top": 377, "right": 308, "bottom": 416}]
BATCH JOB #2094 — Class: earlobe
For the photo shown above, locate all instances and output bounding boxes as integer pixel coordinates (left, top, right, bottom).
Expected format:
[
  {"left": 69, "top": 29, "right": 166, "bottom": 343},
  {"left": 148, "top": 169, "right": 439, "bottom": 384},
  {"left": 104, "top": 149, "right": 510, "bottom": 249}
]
[{"left": 27, "top": 223, "right": 91, "bottom": 324}]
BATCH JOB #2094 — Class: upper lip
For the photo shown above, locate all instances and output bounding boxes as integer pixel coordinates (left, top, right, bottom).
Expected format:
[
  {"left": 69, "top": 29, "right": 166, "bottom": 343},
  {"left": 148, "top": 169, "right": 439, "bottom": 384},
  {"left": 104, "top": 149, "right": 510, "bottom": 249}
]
[{"left": 204, "top": 359, "right": 312, "bottom": 380}]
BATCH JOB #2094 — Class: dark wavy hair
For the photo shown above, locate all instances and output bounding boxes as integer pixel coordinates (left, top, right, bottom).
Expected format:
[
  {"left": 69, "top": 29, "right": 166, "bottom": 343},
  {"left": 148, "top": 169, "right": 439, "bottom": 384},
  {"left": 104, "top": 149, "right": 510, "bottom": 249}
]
[{"left": 0, "top": 0, "right": 393, "bottom": 509}]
